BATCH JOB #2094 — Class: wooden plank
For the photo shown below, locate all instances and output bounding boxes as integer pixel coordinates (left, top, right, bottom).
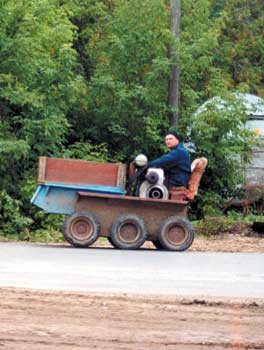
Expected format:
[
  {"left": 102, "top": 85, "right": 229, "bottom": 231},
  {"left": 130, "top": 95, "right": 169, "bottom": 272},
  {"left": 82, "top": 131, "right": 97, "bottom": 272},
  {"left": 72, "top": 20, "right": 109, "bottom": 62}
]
[
  {"left": 116, "top": 163, "right": 127, "bottom": 189},
  {"left": 38, "top": 157, "right": 47, "bottom": 184}
]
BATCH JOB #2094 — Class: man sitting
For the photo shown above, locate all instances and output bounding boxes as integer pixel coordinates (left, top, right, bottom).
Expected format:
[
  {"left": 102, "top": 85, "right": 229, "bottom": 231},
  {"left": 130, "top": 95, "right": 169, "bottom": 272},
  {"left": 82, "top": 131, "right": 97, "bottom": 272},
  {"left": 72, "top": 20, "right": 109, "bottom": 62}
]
[{"left": 148, "top": 130, "right": 191, "bottom": 190}]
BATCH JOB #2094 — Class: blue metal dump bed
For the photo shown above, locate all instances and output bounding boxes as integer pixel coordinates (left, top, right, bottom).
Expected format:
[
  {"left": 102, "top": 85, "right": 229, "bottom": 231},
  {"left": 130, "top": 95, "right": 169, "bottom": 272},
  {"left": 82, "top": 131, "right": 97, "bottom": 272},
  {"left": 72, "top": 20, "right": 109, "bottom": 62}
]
[{"left": 31, "top": 182, "right": 126, "bottom": 214}]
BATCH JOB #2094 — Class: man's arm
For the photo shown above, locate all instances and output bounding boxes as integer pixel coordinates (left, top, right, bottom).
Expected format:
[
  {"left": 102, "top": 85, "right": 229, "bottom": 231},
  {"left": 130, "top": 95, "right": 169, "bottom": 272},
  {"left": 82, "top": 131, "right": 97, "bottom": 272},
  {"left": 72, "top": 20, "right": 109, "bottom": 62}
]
[{"left": 149, "top": 149, "right": 179, "bottom": 170}]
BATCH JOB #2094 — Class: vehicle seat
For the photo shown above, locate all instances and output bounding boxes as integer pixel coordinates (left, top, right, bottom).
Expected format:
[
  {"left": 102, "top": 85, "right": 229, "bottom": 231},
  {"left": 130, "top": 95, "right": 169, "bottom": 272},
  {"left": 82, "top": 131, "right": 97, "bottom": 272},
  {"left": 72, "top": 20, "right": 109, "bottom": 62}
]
[
  {"left": 170, "top": 157, "right": 208, "bottom": 201},
  {"left": 187, "top": 157, "right": 208, "bottom": 200}
]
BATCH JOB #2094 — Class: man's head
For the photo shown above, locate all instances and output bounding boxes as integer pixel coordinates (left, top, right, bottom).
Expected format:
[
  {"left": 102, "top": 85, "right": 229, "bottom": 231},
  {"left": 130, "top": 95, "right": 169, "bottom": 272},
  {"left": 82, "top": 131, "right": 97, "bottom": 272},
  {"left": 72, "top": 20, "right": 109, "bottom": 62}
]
[{"left": 165, "top": 130, "right": 180, "bottom": 148}]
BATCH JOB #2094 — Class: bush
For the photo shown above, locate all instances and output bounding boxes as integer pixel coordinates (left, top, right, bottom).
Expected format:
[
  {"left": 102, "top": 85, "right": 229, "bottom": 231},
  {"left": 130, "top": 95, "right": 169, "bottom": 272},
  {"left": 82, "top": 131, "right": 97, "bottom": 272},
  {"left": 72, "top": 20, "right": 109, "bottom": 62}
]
[
  {"left": 195, "top": 216, "right": 236, "bottom": 236},
  {"left": 0, "top": 190, "right": 32, "bottom": 236},
  {"left": 194, "top": 211, "right": 262, "bottom": 237},
  {"left": 189, "top": 96, "right": 259, "bottom": 217}
]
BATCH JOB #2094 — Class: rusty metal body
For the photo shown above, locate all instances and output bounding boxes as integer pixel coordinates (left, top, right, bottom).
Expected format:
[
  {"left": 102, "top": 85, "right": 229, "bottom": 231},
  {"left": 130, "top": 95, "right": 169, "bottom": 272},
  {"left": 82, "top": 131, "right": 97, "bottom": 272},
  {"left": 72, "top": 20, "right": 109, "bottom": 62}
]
[{"left": 76, "top": 192, "right": 188, "bottom": 240}]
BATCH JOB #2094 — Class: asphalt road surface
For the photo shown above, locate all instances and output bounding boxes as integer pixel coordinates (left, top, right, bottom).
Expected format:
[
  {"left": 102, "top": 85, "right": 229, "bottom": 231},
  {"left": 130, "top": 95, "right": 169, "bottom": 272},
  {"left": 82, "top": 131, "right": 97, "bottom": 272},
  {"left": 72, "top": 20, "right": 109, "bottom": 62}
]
[{"left": 0, "top": 242, "right": 263, "bottom": 299}]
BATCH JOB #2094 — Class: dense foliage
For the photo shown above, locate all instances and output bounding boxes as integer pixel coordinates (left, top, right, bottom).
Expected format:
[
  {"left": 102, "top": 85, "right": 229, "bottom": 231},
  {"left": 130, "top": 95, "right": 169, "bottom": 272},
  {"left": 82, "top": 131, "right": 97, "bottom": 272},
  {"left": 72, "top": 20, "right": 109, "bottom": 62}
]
[{"left": 0, "top": 0, "right": 263, "bottom": 236}]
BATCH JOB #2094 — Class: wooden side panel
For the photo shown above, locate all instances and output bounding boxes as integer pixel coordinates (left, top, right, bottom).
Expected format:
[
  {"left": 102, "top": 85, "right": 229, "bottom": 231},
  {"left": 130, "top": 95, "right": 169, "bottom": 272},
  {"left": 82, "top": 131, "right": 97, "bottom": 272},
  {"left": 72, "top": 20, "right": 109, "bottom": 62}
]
[
  {"left": 39, "top": 157, "right": 127, "bottom": 188},
  {"left": 117, "top": 163, "right": 127, "bottom": 189},
  {"left": 38, "top": 157, "right": 47, "bottom": 184}
]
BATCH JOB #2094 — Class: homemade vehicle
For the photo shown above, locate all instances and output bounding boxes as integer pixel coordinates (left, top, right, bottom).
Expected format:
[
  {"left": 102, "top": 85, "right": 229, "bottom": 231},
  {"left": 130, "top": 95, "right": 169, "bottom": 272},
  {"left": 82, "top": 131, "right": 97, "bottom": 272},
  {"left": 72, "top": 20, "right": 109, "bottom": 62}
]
[{"left": 31, "top": 155, "right": 207, "bottom": 251}]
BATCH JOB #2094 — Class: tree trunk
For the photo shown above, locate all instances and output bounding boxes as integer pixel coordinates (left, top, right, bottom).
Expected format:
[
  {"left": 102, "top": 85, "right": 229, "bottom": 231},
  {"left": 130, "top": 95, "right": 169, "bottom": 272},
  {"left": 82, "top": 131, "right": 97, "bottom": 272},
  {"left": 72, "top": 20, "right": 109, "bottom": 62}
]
[{"left": 168, "top": 0, "right": 181, "bottom": 127}]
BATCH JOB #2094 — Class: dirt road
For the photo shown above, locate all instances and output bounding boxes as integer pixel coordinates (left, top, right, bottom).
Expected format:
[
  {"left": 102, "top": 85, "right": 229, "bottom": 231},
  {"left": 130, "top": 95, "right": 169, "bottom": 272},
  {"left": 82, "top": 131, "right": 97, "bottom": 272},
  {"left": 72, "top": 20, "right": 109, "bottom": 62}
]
[{"left": 0, "top": 288, "right": 263, "bottom": 350}]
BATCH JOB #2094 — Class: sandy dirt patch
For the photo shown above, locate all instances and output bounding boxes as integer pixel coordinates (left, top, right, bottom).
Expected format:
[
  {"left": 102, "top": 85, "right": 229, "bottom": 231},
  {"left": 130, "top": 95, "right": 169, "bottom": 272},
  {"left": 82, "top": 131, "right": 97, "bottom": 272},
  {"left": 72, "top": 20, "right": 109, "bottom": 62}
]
[
  {"left": 0, "top": 288, "right": 263, "bottom": 350},
  {"left": 189, "top": 235, "right": 264, "bottom": 253}
]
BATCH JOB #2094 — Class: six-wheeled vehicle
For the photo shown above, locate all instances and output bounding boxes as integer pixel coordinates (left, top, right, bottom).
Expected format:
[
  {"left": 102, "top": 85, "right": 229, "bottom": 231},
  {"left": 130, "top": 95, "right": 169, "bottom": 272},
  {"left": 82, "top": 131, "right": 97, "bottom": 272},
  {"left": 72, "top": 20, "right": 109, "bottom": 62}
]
[{"left": 31, "top": 155, "right": 207, "bottom": 251}]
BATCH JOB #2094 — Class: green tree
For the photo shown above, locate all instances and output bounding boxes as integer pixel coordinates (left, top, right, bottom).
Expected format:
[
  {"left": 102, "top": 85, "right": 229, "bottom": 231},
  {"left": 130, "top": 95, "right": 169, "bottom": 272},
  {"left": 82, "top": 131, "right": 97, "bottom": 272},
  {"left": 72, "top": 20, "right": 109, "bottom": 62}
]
[
  {"left": 0, "top": 0, "right": 86, "bottom": 234},
  {"left": 1, "top": 0, "right": 263, "bottom": 236},
  {"left": 179, "top": 0, "right": 226, "bottom": 126},
  {"left": 216, "top": 0, "right": 264, "bottom": 96},
  {"left": 84, "top": 0, "right": 172, "bottom": 159},
  {"left": 189, "top": 96, "right": 258, "bottom": 215},
  {"left": 59, "top": 0, "right": 114, "bottom": 145}
]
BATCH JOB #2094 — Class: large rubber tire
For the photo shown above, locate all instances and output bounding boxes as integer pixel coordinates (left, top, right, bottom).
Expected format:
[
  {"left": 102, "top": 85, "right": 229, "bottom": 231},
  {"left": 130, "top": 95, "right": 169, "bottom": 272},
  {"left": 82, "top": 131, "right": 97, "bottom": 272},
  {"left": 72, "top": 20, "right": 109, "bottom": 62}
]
[
  {"left": 252, "top": 221, "right": 264, "bottom": 233},
  {"left": 158, "top": 216, "right": 195, "bottom": 251},
  {"left": 152, "top": 240, "right": 164, "bottom": 250},
  {"left": 110, "top": 214, "right": 147, "bottom": 249},
  {"left": 107, "top": 236, "right": 118, "bottom": 248},
  {"left": 62, "top": 211, "right": 100, "bottom": 247}
]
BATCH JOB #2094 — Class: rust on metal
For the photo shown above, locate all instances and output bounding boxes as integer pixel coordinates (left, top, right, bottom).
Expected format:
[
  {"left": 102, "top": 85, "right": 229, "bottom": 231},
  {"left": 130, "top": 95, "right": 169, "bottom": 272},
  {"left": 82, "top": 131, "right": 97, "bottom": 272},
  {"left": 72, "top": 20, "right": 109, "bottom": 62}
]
[
  {"left": 70, "top": 216, "right": 94, "bottom": 241},
  {"left": 118, "top": 221, "right": 141, "bottom": 243},
  {"left": 76, "top": 192, "right": 188, "bottom": 240},
  {"left": 165, "top": 224, "right": 187, "bottom": 245}
]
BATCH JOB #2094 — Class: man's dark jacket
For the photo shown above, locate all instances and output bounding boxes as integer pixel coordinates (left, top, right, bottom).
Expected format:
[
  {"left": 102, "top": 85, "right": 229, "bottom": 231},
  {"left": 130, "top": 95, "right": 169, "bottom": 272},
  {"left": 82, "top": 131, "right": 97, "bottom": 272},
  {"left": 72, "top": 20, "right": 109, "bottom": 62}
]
[{"left": 148, "top": 143, "right": 191, "bottom": 188}]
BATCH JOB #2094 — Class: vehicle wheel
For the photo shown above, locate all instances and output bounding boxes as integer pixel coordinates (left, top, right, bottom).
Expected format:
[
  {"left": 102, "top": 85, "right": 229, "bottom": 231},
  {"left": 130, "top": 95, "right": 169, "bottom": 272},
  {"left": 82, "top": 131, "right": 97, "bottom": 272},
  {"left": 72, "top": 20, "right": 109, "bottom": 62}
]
[
  {"left": 252, "top": 221, "right": 264, "bottom": 233},
  {"left": 62, "top": 211, "right": 100, "bottom": 247},
  {"left": 152, "top": 240, "right": 163, "bottom": 249},
  {"left": 158, "top": 216, "right": 195, "bottom": 251},
  {"left": 107, "top": 236, "right": 117, "bottom": 248},
  {"left": 110, "top": 214, "right": 147, "bottom": 249}
]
